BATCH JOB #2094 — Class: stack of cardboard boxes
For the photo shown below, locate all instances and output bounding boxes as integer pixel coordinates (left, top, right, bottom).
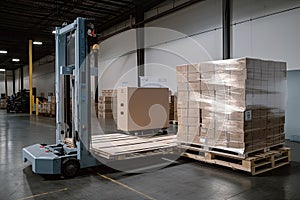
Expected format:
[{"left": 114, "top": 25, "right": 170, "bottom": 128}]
[
  {"left": 0, "top": 99, "right": 6, "bottom": 109},
  {"left": 51, "top": 96, "right": 56, "bottom": 116},
  {"left": 39, "top": 102, "right": 51, "bottom": 115},
  {"left": 98, "top": 90, "right": 114, "bottom": 119},
  {"left": 39, "top": 96, "right": 56, "bottom": 116},
  {"left": 176, "top": 58, "right": 286, "bottom": 154}
]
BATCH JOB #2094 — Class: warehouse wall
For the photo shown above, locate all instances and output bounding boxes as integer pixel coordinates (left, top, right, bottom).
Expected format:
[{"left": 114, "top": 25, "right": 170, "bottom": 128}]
[
  {"left": 232, "top": 0, "right": 300, "bottom": 70},
  {"left": 286, "top": 70, "right": 300, "bottom": 140},
  {"left": 6, "top": 71, "right": 13, "bottom": 95},
  {"left": 144, "top": 0, "right": 222, "bottom": 93},
  {"left": 0, "top": 70, "right": 14, "bottom": 96},
  {"left": 18, "top": 55, "right": 55, "bottom": 97},
  {"left": 14, "top": 69, "right": 20, "bottom": 92},
  {"left": 98, "top": 29, "right": 138, "bottom": 91}
]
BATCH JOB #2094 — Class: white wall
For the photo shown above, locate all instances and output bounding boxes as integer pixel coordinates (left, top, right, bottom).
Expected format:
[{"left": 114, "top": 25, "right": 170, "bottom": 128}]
[
  {"left": 14, "top": 69, "right": 20, "bottom": 92},
  {"left": 0, "top": 70, "right": 14, "bottom": 96},
  {"left": 98, "top": 29, "right": 138, "bottom": 92},
  {"left": 144, "top": 0, "right": 222, "bottom": 92},
  {"left": 21, "top": 55, "right": 55, "bottom": 97},
  {"left": 232, "top": 0, "right": 300, "bottom": 70}
]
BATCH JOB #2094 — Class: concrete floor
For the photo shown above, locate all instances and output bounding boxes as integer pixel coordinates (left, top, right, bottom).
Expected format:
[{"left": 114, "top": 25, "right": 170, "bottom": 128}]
[{"left": 1, "top": 110, "right": 300, "bottom": 200}]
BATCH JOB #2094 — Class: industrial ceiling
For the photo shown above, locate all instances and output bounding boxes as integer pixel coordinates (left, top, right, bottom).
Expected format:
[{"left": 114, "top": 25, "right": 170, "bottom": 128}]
[{"left": 0, "top": 0, "right": 165, "bottom": 69}]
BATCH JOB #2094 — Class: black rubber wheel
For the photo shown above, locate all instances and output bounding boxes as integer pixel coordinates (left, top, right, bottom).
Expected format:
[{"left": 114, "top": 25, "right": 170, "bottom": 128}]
[{"left": 62, "top": 157, "right": 80, "bottom": 178}]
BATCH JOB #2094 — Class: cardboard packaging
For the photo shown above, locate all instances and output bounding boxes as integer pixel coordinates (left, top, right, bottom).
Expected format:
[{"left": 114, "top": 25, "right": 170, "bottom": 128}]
[
  {"left": 117, "top": 87, "right": 169, "bottom": 131},
  {"left": 176, "top": 58, "right": 287, "bottom": 154}
]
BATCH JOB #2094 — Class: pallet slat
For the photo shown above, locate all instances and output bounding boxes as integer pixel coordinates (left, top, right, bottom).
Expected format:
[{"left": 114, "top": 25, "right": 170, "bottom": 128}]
[{"left": 90, "top": 134, "right": 177, "bottom": 160}]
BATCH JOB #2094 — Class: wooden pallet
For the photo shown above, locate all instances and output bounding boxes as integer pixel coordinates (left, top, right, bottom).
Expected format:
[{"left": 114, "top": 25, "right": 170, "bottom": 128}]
[
  {"left": 91, "top": 133, "right": 177, "bottom": 160},
  {"left": 181, "top": 145, "right": 290, "bottom": 175},
  {"left": 179, "top": 142, "right": 285, "bottom": 159}
]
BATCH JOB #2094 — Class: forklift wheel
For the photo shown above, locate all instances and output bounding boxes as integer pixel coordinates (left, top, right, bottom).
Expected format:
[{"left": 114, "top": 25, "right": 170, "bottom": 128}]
[{"left": 62, "top": 157, "right": 80, "bottom": 178}]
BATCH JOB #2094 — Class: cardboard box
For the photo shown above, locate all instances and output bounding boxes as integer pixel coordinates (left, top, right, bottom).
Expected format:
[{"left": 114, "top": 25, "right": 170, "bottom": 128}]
[
  {"left": 51, "top": 96, "right": 56, "bottom": 104},
  {"left": 99, "top": 112, "right": 113, "bottom": 119},
  {"left": 102, "top": 89, "right": 115, "bottom": 97},
  {"left": 117, "top": 87, "right": 169, "bottom": 131}
]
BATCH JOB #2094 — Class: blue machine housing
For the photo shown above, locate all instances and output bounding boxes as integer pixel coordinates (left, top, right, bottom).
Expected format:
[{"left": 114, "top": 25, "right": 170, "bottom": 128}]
[{"left": 23, "top": 144, "right": 77, "bottom": 174}]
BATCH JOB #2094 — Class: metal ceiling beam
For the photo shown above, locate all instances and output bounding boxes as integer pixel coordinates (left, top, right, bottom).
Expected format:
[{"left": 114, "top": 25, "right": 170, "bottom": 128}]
[
  {"left": 99, "top": 0, "right": 201, "bottom": 40},
  {"left": 107, "top": 0, "right": 133, "bottom": 4},
  {"left": 0, "top": 30, "right": 55, "bottom": 40},
  {"left": 0, "top": 12, "right": 65, "bottom": 23},
  {"left": 86, "top": 0, "right": 132, "bottom": 8},
  {"left": 2, "top": 0, "right": 55, "bottom": 12},
  {"left": 0, "top": 22, "right": 54, "bottom": 33},
  {"left": 0, "top": 0, "right": 168, "bottom": 68},
  {"left": 29, "top": 0, "right": 120, "bottom": 16},
  {"left": 98, "top": 0, "right": 164, "bottom": 32}
]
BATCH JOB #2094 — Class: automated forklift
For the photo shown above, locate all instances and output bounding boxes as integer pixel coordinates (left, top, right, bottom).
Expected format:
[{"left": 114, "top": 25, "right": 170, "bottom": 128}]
[
  {"left": 23, "top": 18, "right": 176, "bottom": 177},
  {"left": 23, "top": 18, "right": 99, "bottom": 177}
]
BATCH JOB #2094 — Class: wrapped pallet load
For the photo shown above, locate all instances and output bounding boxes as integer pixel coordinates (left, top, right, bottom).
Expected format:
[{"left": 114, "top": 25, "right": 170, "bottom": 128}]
[{"left": 176, "top": 58, "right": 286, "bottom": 155}]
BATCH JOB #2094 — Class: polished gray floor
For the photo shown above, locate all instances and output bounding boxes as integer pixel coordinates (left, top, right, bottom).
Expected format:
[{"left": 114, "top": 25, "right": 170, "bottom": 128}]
[{"left": 1, "top": 110, "right": 300, "bottom": 200}]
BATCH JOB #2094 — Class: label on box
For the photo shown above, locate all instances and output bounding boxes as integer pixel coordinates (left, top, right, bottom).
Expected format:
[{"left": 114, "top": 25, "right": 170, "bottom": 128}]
[{"left": 245, "top": 110, "right": 252, "bottom": 121}]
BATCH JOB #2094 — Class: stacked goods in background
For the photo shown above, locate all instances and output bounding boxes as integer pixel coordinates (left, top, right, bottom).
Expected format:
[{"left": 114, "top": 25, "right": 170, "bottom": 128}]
[
  {"left": 51, "top": 96, "right": 56, "bottom": 116},
  {"left": 98, "top": 89, "right": 115, "bottom": 119},
  {"left": 39, "top": 102, "right": 51, "bottom": 115},
  {"left": 117, "top": 87, "right": 169, "bottom": 131},
  {"left": 176, "top": 58, "right": 286, "bottom": 154},
  {"left": 39, "top": 96, "right": 72, "bottom": 117},
  {"left": 0, "top": 99, "right": 6, "bottom": 109},
  {"left": 39, "top": 96, "right": 55, "bottom": 116},
  {"left": 169, "top": 95, "right": 177, "bottom": 122}
]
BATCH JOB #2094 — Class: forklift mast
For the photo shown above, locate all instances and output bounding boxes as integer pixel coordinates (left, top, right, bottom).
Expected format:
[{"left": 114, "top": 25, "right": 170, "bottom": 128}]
[{"left": 55, "top": 17, "right": 97, "bottom": 168}]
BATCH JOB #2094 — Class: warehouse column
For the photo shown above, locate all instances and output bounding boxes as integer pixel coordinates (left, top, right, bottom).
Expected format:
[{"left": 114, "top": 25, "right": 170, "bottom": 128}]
[
  {"left": 135, "top": 4, "right": 145, "bottom": 87},
  {"left": 29, "top": 40, "right": 33, "bottom": 115},
  {"left": 20, "top": 65, "right": 24, "bottom": 90},
  {"left": 4, "top": 70, "right": 7, "bottom": 98},
  {"left": 12, "top": 69, "right": 15, "bottom": 94},
  {"left": 222, "top": 0, "right": 231, "bottom": 59}
]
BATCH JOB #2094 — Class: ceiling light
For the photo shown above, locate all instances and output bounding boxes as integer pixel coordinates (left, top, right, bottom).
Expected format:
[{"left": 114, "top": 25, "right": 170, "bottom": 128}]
[
  {"left": 0, "top": 50, "right": 7, "bottom": 54},
  {"left": 12, "top": 58, "right": 20, "bottom": 62},
  {"left": 33, "top": 41, "right": 43, "bottom": 45},
  {"left": 0, "top": 69, "right": 5, "bottom": 72},
  {"left": 52, "top": 30, "right": 56, "bottom": 34}
]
